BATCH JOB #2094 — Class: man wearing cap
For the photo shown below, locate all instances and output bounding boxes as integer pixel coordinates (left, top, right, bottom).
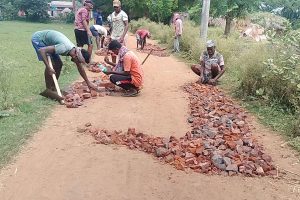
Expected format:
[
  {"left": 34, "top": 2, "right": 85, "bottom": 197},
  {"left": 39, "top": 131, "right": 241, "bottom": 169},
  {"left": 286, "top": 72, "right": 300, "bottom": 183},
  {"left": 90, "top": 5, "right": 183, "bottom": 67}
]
[
  {"left": 110, "top": 0, "right": 128, "bottom": 45},
  {"left": 109, "top": 0, "right": 129, "bottom": 64},
  {"left": 173, "top": 13, "right": 183, "bottom": 53},
  {"left": 191, "top": 40, "right": 225, "bottom": 85},
  {"left": 74, "top": 0, "right": 94, "bottom": 56},
  {"left": 136, "top": 29, "right": 151, "bottom": 50},
  {"left": 31, "top": 30, "right": 97, "bottom": 97}
]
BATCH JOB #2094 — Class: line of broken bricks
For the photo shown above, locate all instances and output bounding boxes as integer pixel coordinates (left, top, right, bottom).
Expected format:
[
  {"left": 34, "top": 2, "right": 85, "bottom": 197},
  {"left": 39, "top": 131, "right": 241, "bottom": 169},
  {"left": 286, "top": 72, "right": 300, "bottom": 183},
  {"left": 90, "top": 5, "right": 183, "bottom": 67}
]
[{"left": 77, "top": 83, "right": 277, "bottom": 177}]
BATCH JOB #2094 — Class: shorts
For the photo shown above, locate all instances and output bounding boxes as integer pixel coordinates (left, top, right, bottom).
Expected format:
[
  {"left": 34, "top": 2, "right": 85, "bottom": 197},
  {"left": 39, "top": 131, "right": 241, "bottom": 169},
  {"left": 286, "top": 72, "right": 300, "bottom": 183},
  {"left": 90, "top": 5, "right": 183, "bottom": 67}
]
[
  {"left": 74, "top": 29, "right": 92, "bottom": 46},
  {"left": 90, "top": 26, "right": 99, "bottom": 37},
  {"left": 31, "top": 36, "right": 60, "bottom": 62}
]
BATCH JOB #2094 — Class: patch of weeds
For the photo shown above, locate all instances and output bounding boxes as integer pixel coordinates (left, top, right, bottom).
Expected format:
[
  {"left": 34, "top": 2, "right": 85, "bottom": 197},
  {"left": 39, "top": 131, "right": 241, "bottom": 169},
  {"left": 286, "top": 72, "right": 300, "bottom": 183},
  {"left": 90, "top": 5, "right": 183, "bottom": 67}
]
[{"left": 0, "top": 59, "right": 14, "bottom": 110}]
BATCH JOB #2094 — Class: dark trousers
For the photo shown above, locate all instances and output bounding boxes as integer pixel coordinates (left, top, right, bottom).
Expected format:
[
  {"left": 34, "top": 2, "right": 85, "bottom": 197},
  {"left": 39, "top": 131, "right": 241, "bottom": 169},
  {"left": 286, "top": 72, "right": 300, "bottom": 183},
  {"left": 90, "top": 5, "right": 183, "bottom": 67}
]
[{"left": 110, "top": 74, "right": 137, "bottom": 90}]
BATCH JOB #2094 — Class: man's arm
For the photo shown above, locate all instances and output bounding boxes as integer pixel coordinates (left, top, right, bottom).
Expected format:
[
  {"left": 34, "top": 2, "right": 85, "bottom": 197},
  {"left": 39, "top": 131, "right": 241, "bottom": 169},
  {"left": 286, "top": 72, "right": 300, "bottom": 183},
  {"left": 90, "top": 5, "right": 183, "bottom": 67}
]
[
  {"left": 83, "top": 20, "right": 92, "bottom": 37},
  {"left": 120, "top": 20, "right": 129, "bottom": 43},
  {"left": 38, "top": 46, "right": 56, "bottom": 75},
  {"left": 75, "top": 62, "right": 97, "bottom": 90},
  {"left": 212, "top": 65, "right": 225, "bottom": 81},
  {"left": 104, "top": 55, "right": 116, "bottom": 67},
  {"left": 212, "top": 55, "right": 225, "bottom": 82}
]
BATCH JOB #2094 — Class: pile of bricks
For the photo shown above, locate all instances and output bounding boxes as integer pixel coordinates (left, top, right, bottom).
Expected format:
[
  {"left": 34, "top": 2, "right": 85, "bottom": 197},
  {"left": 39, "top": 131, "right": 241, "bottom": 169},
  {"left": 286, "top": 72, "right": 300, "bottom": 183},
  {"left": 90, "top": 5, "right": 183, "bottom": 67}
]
[
  {"left": 95, "top": 49, "right": 108, "bottom": 57},
  {"left": 78, "top": 83, "right": 276, "bottom": 176},
  {"left": 87, "top": 62, "right": 109, "bottom": 73},
  {"left": 137, "top": 44, "right": 170, "bottom": 57},
  {"left": 64, "top": 77, "right": 113, "bottom": 108}
]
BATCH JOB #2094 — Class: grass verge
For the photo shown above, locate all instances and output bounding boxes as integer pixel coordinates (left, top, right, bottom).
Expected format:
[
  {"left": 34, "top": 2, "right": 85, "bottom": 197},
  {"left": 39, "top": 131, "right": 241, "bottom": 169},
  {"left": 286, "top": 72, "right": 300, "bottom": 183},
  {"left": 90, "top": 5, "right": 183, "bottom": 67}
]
[{"left": 0, "top": 21, "right": 79, "bottom": 168}]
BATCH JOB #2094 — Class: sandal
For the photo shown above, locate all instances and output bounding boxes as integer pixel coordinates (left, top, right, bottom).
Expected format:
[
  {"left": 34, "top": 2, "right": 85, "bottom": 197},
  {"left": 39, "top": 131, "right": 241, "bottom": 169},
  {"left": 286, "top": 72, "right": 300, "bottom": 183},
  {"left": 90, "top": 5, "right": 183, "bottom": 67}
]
[{"left": 122, "top": 89, "right": 139, "bottom": 97}]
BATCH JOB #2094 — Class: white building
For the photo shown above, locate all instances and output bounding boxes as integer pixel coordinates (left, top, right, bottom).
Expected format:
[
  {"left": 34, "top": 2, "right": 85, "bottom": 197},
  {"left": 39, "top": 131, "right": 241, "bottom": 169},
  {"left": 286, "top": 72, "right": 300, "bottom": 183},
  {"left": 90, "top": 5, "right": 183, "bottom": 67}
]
[{"left": 48, "top": 1, "right": 73, "bottom": 17}]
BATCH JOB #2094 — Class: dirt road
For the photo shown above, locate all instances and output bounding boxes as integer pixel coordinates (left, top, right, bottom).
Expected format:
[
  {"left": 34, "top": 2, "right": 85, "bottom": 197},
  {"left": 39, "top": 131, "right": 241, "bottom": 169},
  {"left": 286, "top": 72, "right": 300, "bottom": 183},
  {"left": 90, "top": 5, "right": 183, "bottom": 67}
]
[{"left": 0, "top": 35, "right": 300, "bottom": 200}]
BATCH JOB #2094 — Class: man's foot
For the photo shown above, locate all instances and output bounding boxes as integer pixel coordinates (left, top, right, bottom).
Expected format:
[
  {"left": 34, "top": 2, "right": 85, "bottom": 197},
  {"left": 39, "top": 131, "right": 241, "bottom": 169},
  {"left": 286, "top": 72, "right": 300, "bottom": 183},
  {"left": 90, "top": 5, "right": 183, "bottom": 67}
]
[{"left": 122, "top": 88, "right": 139, "bottom": 97}]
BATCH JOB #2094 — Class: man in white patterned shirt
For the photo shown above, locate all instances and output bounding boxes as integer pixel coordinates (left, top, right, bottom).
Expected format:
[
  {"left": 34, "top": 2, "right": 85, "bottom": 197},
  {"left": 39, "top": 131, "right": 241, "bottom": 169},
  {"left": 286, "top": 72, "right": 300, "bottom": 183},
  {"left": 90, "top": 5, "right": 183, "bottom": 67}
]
[{"left": 191, "top": 40, "right": 225, "bottom": 85}]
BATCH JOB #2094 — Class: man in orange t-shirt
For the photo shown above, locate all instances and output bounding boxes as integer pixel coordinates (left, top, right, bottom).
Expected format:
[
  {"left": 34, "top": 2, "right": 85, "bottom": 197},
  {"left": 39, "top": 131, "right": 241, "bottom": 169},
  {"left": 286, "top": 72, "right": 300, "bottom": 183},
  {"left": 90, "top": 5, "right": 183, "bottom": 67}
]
[{"left": 104, "top": 40, "right": 143, "bottom": 97}]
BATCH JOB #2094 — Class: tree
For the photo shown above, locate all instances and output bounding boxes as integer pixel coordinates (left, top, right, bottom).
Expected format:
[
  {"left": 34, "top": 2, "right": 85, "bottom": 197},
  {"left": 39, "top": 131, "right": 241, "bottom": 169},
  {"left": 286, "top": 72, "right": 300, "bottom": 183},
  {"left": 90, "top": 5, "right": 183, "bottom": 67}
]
[
  {"left": 210, "top": 0, "right": 260, "bottom": 35},
  {"left": 15, "top": 0, "right": 49, "bottom": 22},
  {"left": 146, "top": 0, "right": 178, "bottom": 23},
  {"left": 262, "top": 0, "right": 300, "bottom": 29}
]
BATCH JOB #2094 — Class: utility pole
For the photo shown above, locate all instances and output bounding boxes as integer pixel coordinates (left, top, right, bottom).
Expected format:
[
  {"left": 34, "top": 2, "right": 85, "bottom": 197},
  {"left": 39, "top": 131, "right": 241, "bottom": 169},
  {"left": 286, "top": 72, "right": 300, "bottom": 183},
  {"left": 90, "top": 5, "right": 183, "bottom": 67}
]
[{"left": 200, "top": 0, "right": 211, "bottom": 41}]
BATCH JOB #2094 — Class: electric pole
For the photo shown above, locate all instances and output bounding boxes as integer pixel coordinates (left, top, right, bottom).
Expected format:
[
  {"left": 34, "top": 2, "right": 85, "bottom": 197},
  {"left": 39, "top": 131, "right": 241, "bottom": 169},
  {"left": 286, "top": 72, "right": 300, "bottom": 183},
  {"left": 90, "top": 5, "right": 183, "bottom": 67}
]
[{"left": 200, "top": 0, "right": 211, "bottom": 41}]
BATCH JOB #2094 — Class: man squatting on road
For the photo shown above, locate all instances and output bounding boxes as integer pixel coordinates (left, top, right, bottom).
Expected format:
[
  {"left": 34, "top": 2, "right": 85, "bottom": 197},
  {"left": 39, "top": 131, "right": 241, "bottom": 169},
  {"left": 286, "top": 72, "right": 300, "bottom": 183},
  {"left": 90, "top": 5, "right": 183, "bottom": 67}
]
[
  {"left": 191, "top": 40, "right": 225, "bottom": 85},
  {"left": 31, "top": 30, "right": 98, "bottom": 94},
  {"left": 104, "top": 40, "right": 143, "bottom": 97}
]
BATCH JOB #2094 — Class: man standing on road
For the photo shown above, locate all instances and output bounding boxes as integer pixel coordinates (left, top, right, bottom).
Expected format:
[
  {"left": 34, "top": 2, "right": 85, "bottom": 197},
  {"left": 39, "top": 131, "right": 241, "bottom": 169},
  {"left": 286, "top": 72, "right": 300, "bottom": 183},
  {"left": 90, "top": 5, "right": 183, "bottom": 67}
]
[
  {"left": 109, "top": 0, "right": 129, "bottom": 64},
  {"left": 74, "top": 0, "right": 94, "bottom": 57},
  {"left": 136, "top": 29, "right": 151, "bottom": 50},
  {"left": 191, "top": 40, "right": 225, "bottom": 85},
  {"left": 93, "top": 8, "right": 103, "bottom": 26},
  {"left": 90, "top": 25, "right": 108, "bottom": 50},
  {"left": 103, "top": 40, "right": 143, "bottom": 97},
  {"left": 31, "top": 30, "right": 98, "bottom": 98},
  {"left": 173, "top": 13, "right": 183, "bottom": 53},
  {"left": 110, "top": 0, "right": 129, "bottom": 45}
]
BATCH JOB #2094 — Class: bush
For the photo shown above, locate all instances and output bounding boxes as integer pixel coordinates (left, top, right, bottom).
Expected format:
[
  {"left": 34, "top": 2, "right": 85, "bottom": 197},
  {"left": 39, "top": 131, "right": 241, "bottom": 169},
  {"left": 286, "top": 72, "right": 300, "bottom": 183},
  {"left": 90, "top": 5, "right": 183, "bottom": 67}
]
[
  {"left": 0, "top": 2, "right": 16, "bottom": 20},
  {"left": 249, "top": 12, "right": 291, "bottom": 32},
  {"left": 291, "top": 118, "right": 300, "bottom": 138},
  {"left": 66, "top": 12, "right": 75, "bottom": 24}
]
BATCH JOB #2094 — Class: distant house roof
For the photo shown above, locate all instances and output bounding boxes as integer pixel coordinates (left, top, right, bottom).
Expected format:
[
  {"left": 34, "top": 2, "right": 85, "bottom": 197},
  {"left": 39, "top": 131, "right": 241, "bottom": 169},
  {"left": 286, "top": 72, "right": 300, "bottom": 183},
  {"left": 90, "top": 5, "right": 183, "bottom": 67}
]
[{"left": 50, "top": 1, "right": 73, "bottom": 8}]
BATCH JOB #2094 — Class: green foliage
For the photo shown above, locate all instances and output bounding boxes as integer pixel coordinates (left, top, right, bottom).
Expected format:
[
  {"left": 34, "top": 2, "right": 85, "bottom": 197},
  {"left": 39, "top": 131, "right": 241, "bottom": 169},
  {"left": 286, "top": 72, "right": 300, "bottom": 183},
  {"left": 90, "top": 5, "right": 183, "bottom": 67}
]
[
  {"left": 0, "top": 2, "right": 16, "bottom": 20},
  {"left": 65, "top": 12, "right": 75, "bottom": 24},
  {"left": 188, "top": 3, "right": 201, "bottom": 24},
  {"left": 238, "top": 29, "right": 300, "bottom": 113},
  {"left": 291, "top": 118, "right": 300, "bottom": 138},
  {"left": 262, "top": 0, "right": 300, "bottom": 29},
  {"left": 146, "top": 0, "right": 178, "bottom": 23},
  {"left": 15, "top": 0, "right": 49, "bottom": 22},
  {"left": 210, "top": 0, "right": 260, "bottom": 19},
  {"left": 249, "top": 12, "right": 291, "bottom": 32}
]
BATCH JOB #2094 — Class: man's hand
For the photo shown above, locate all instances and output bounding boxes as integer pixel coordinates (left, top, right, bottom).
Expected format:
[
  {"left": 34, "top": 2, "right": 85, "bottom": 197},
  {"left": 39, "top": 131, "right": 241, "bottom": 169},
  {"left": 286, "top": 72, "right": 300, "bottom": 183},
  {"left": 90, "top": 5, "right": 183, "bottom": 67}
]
[
  {"left": 104, "top": 56, "right": 110, "bottom": 63},
  {"left": 47, "top": 67, "right": 56, "bottom": 76},
  {"left": 208, "top": 79, "right": 216, "bottom": 85},
  {"left": 87, "top": 82, "right": 98, "bottom": 91},
  {"left": 103, "top": 67, "right": 112, "bottom": 75},
  {"left": 87, "top": 30, "right": 93, "bottom": 38}
]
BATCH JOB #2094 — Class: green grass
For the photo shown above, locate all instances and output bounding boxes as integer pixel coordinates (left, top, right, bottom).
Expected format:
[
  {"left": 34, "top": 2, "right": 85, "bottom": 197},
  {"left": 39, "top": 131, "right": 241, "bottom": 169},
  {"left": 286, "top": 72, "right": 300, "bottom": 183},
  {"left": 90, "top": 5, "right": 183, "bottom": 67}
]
[{"left": 0, "top": 21, "right": 80, "bottom": 168}]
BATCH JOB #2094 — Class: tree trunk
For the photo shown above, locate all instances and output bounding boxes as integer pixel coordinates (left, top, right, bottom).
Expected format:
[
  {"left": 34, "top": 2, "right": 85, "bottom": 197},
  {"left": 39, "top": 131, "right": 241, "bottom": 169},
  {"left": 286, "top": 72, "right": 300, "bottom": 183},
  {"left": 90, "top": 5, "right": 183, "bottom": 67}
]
[{"left": 224, "top": 15, "right": 232, "bottom": 36}]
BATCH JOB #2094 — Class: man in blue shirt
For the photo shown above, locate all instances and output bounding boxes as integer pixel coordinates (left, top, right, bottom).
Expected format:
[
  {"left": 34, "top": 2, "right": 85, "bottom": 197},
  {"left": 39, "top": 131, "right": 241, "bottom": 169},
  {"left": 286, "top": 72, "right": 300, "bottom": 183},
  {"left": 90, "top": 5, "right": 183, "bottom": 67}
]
[
  {"left": 93, "top": 8, "right": 103, "bottom": 25},
  {"left": 31, "top": 30, "right": 97, "bottom": 98}
]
